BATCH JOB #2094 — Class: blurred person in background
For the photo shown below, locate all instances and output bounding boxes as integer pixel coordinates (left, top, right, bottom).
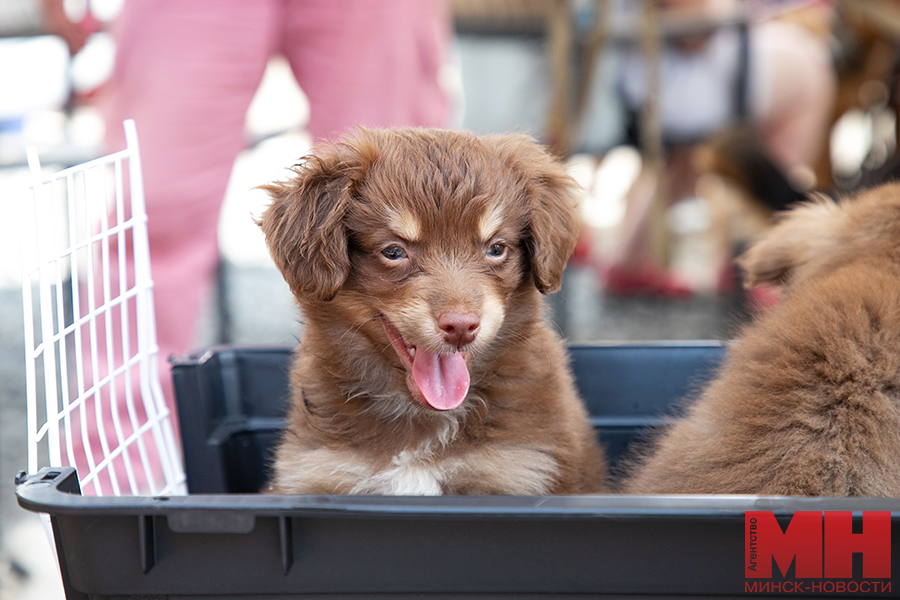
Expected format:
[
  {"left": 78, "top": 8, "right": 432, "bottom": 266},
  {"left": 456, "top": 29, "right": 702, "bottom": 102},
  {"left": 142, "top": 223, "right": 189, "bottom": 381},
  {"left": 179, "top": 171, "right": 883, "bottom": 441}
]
[
  {"left": 42, "top": 0, "right": 452, "bottom": 489},
  {"left": 603, "top": 0, "right": 837, "bottom": 298}
]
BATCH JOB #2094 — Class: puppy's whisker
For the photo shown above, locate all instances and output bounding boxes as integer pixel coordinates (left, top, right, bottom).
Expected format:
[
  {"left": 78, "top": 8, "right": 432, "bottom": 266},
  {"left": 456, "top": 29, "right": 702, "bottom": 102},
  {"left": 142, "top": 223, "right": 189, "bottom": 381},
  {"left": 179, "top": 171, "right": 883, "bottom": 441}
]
[{"left": 337, "top": 315, "right": 379, "bottom": 346}]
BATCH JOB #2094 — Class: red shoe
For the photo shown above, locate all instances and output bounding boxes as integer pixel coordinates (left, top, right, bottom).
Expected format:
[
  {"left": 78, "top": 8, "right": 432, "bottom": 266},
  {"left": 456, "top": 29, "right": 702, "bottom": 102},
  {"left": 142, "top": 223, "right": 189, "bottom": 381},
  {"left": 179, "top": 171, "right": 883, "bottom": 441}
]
[
  {"left": 570, "top": 230, "right": 593, "bottom": 267},
  {"left": 603, "top": 263, "right": 694, "bottom": 299},
  {"left": 746, "top": 283, "right": 782, "bottom": 312},
  {"left": 715, "top": 262, "right": 739, "bottom": 297}
]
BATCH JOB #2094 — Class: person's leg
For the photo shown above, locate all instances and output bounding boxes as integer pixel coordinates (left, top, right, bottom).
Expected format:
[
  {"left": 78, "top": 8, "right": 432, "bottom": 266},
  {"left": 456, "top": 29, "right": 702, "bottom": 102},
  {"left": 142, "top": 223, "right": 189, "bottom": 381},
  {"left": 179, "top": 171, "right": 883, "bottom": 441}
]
[
  {"left": 104, "top": 0, "right": 277, "bottom": 396},
  {"left": 280, "top": 0, "right": 451, "bottom": 141},
  {"left": 79, "top": 0, "right": 277, "bottom": 492},
  {"left": 603, "top": 158, "right": 694, "bottom": 299}
]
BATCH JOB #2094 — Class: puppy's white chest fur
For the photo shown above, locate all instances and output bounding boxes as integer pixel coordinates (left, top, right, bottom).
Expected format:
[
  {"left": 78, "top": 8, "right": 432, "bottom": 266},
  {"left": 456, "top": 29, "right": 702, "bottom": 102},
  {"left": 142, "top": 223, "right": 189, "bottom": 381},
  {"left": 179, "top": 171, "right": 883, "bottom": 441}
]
[
  {"left": 274, "top": 427, "right": 561, "bottom": 495},
  {"left": 352, "top": 448, "right": 445, "bottom": 495},
  {"left": 275, "top": 444, "right": 448, "bottom": 495}
]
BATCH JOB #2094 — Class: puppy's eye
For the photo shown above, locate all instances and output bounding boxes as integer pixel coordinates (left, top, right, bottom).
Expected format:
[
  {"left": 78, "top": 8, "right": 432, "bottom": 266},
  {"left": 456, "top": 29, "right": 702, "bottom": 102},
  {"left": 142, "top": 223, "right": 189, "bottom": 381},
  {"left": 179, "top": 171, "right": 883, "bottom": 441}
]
[
  {"left": 381, "top": 245, "right": 408, "bottom": 261},
  {"left": 486, "top": 243, "right": 507, "bottom": 259}
]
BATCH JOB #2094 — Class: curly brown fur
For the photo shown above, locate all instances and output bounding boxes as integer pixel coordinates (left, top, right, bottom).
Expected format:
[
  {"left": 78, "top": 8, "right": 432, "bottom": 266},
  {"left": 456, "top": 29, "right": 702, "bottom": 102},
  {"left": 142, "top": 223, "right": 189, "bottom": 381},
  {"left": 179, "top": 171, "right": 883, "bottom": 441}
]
[
  {"left": 623, "top": 182, "right": 900, "bottom": 496},
  {"left": 259, "top": 127, "right": 606, "bottom": 495}
]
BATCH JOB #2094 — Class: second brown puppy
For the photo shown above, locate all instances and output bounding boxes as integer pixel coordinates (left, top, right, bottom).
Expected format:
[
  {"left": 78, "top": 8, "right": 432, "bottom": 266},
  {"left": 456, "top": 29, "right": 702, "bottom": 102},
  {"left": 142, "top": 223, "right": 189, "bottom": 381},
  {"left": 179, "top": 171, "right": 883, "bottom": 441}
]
[
  {"left": 259, "top": 127, "right": 606, "bottom": 495},
  {"left": 624, "top": 182, "right": 900, "bottom": 496}
]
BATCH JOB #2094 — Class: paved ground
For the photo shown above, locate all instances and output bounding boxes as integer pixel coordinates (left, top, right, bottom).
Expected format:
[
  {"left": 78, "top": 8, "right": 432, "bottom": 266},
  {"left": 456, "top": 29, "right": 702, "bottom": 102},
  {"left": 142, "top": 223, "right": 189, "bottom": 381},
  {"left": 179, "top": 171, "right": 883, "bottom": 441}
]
[{"left": 0, "top": 288, "right": 27, "bottom": 531}]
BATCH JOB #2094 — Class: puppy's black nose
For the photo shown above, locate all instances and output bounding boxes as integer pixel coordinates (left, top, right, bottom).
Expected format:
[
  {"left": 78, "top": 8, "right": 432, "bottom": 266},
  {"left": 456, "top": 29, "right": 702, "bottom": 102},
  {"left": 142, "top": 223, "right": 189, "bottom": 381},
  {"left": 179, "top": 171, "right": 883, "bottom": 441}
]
[{"left": 438, "top": 311, "right": 480, "bottom": 349}]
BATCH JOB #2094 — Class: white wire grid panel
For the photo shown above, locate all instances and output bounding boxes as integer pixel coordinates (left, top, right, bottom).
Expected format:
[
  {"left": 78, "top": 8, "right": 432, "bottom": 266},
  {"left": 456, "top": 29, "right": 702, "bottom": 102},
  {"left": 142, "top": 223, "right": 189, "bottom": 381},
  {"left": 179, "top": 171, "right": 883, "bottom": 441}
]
[{"left": 22, "top": 119, "right": 186, "bottom": 497}]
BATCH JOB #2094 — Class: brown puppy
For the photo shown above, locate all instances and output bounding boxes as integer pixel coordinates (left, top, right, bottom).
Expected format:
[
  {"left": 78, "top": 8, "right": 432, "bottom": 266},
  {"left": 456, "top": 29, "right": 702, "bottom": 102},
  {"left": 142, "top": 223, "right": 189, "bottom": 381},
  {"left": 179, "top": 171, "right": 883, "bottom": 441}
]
[
  {"left": 259, "top": 127, "right": 606, "bottom": 495},
  {"left": 624, "top": 182, "right": 900, "bottom": 496}
]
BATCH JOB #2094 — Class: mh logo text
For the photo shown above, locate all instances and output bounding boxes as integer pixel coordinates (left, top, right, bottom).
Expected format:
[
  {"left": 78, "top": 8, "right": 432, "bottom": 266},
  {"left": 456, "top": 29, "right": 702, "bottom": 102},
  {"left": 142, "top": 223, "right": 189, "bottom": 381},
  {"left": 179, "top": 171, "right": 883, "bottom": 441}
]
[{"left": 746, "top": 511, "right": 891, "bottom": 579}]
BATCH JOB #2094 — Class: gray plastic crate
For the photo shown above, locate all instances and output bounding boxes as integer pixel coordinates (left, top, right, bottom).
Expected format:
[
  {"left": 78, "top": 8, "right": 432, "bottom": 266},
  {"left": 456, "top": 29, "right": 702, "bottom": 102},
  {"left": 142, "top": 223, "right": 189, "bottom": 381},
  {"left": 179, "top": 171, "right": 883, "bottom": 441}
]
[{"left": 16, "top": 342, "right": 900, "bottom": 599}]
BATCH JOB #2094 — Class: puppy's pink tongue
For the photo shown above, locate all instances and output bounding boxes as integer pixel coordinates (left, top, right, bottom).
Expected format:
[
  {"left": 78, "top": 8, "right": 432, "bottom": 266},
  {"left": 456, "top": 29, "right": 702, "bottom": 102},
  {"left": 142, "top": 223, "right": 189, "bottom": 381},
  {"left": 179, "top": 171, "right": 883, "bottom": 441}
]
[{"left": 411, "top": 349, "right": 469, "bottom": 410}]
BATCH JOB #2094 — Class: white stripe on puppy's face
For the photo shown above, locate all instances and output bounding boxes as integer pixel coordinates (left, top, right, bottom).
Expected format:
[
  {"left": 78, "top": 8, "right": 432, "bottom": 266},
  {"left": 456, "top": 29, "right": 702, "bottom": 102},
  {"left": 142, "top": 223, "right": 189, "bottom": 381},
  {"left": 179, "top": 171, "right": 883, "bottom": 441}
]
[
  {"left": 386, "top": 206, "right": 421, "bottom": 242},
  {"left": 477, "top": 203, "right": 505, "bottom": 242}
]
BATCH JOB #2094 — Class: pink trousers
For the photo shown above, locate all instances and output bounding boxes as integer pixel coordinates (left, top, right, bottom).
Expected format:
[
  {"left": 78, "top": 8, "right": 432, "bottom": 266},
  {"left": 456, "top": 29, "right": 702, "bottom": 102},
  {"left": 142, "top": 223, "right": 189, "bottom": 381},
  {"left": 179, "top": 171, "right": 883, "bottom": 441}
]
[{"left": 78, "top": 0, "right": 450, "bottom": 492}]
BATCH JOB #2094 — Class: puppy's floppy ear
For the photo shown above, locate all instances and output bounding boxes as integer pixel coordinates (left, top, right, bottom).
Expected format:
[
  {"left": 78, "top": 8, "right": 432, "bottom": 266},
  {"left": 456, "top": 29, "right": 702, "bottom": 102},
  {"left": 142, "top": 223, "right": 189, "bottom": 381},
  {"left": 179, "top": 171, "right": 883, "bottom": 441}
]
[
  {"left": 528, "top": 174, "right": 582, "bottom": 294},
  {"left": 737, "top": 195, "right": 841, "bottom": 288},
  {"left": 258, "top": 143, "right": 363, "bottom": 302},
  {"left": 493, "top": 135, "right": 582, "bottom": 294}
]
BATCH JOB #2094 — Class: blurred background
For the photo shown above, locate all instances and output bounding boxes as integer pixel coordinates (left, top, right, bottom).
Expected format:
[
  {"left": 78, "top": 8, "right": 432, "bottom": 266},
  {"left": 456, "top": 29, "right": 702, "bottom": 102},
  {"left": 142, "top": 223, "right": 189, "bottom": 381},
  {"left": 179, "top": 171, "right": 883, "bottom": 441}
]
[{"left": 2, "top": 0, "right": 900, "bottom": 596}]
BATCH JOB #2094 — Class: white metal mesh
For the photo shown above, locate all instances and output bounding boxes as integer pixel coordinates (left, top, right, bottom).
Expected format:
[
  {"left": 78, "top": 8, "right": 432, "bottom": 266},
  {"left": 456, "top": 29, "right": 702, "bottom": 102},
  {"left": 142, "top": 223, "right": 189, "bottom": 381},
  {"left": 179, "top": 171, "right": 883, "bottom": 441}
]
[{"left": 21, "top": 119, "right": 186, "bottom": 497}]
